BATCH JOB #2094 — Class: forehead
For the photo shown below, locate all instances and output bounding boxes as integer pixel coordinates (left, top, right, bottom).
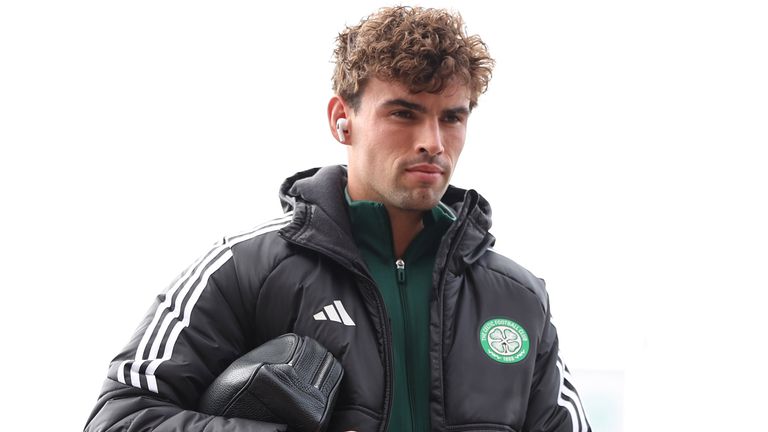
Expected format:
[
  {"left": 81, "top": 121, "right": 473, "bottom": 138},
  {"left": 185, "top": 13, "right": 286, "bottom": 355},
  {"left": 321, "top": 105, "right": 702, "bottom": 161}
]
[{"left": 360, "top": 77, "right": 471, "bottom": 110}]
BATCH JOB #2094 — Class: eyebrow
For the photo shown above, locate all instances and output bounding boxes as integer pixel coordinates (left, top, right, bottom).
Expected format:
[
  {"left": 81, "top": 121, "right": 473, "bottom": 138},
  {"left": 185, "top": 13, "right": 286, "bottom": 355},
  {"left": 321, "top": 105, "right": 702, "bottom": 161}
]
[
  {"left": 382, "top": 98, "right": 427, "bottom": 113},
  {"left": 381, "top": 98, "right": 470, "bottom": 116},
  {"left": 445, "top": 106, "right": 470, "bottom": 117}
]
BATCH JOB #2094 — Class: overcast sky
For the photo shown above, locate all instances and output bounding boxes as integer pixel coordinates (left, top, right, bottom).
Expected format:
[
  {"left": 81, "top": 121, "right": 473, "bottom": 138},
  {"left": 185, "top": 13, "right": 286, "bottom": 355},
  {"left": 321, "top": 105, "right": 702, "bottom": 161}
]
[{"left": 1, "top": 1, "right": 766, "bottom": 431}]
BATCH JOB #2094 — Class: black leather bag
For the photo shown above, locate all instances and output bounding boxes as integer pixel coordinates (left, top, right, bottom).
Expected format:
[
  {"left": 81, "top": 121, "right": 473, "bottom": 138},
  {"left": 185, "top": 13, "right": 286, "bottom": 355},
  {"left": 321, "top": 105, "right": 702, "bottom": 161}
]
[{"left": 198, "top": 334, "right": 344, "bottom": 432}]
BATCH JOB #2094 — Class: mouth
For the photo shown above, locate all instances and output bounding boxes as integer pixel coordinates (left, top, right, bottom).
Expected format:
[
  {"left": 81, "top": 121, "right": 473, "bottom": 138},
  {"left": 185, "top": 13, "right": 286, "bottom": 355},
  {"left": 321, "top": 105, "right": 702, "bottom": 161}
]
[
  {"left": 404, "top": 163, "right": 445, "bottom": 184},
  {"left": 405, "top": 163, "right": 444, "bottom": 175}
]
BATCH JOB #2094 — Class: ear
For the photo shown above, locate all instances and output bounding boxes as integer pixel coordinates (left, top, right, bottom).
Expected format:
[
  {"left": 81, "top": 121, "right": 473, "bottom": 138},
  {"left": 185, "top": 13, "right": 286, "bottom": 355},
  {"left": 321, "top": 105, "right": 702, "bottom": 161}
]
[{"left": 327, "top": 95, "right": 351, "bottom": 146}]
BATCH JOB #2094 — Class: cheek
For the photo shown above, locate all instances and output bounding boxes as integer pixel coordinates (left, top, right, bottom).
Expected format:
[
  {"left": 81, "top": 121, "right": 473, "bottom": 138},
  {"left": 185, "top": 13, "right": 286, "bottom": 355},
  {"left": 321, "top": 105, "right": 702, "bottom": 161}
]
[{"left": 446, "top": 132, "right": 466, "bottom": 161}]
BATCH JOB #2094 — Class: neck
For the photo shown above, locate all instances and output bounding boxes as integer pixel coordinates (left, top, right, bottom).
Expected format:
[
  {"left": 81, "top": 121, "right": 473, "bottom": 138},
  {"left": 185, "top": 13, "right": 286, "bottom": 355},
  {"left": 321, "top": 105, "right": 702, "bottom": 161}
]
[{"left": 385, "top": 205, "right": 426, "bottom": 258}]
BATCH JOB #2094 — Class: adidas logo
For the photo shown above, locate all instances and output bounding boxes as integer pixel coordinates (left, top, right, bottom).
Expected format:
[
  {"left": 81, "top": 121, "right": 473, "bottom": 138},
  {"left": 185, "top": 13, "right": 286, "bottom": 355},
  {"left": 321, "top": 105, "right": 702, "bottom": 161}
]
[{"left": 313, "top": 300, "right": 356, "bottom": 326}]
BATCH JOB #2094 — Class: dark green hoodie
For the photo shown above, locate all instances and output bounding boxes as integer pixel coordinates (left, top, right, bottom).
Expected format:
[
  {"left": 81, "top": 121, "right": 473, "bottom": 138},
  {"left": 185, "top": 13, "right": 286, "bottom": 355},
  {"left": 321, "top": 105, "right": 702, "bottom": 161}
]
[{"left": 346, "top": 191, "right": 455, "bottom": 432}]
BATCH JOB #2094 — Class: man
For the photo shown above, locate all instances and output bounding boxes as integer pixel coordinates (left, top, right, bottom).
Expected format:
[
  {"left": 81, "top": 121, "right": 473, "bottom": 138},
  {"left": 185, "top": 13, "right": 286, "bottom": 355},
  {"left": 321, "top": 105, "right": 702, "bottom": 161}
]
[{"left": 85, "top": 6, "right": 590, "bottom": 432}]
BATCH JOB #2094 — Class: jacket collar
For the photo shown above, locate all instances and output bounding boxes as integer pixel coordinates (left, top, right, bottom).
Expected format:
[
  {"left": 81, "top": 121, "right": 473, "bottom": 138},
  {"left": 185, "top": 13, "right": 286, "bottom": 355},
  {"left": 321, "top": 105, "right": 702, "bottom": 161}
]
[{"left": 278, "top": 165, "right": 495, "bottom": 274}]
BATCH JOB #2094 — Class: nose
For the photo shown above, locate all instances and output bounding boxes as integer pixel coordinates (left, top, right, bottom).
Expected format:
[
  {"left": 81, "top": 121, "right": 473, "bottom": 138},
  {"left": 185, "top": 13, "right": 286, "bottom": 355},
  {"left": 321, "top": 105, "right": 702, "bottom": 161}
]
[{"left": 416, "top": 118, "right": 444, "bottom": 157}]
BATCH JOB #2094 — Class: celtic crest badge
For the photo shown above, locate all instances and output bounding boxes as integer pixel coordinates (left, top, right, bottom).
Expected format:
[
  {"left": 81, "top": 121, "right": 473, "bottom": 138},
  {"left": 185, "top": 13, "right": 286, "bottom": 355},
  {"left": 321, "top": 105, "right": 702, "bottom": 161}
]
[{"left": 479, "top": 318, "right": 529, "bottom": 364}]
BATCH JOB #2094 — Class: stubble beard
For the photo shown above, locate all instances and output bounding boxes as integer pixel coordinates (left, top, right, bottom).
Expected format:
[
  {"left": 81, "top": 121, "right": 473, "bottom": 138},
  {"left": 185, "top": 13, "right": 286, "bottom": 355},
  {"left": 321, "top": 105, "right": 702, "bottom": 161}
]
[
  {"left": 385, "top": 179, "right": 446, "bottom": 212},
  {"left": 384, "top": 156, "right": 452, "bottom": 211}
]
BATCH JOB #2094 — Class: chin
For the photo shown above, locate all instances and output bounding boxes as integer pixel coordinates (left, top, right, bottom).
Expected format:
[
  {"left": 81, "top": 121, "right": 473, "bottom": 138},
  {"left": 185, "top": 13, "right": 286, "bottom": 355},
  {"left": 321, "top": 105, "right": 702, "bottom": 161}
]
[{"left": 396, "top": 190, "right": 442, "bottom": 211}]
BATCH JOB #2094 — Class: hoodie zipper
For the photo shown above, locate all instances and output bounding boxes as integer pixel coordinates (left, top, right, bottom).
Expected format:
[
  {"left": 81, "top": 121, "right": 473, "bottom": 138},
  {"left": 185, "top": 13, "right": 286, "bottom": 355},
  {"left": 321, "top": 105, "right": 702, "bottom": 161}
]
[{"left": 395, "top": 258, "right": 417, "bottom": 432}]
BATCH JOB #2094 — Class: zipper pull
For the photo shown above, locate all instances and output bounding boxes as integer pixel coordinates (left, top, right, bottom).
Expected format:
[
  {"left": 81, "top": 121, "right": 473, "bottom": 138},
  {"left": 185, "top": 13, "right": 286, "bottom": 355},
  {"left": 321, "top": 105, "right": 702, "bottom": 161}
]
[{"left": 395, "top": 259, "right": 406, "bottom": 284}]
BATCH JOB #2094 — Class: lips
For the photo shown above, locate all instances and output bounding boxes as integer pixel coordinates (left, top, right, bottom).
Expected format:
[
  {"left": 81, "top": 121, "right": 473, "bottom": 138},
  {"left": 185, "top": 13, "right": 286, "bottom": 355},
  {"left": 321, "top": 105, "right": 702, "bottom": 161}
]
[
  {"left": 405, "top": 163, "right": 444, "bottom": 174},
  {"left": 404, "top": 163, "right": 446, "bottom": 185}
]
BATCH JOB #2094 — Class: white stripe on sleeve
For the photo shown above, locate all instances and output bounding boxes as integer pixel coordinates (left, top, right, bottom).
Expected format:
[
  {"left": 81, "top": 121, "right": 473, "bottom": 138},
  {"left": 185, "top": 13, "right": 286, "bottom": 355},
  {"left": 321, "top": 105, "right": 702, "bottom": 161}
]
[
  {"left": 556, "top": 357, "right": 580, "bottom": 432},
  {"left": 556, "top": 353, "right": 589, "bottom": 432},
  {"left": 116, "top": 213, "right": 292, "bottom": 392},
  {"left": 144, "top": 248, "right": 234, "bottom": 392}
]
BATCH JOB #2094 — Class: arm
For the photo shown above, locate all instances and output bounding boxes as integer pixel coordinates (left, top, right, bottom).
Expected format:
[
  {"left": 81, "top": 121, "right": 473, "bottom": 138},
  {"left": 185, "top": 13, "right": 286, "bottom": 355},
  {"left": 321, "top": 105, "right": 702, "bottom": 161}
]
[
  {"left": 85, "top": 380, "right": 286, "bottom": 431},
  {"left": 523, "top": 302, "right": 591, "bottom": 432},
  {"left": 84, "top": 241, "right": 286, "bottom": 432}
]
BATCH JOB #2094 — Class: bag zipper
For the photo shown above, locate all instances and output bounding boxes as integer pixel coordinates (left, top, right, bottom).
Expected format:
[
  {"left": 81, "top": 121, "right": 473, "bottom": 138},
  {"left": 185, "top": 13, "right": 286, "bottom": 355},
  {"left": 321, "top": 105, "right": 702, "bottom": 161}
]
[{"left": 312, "top": 352, "right": 335, "bottom": 389}]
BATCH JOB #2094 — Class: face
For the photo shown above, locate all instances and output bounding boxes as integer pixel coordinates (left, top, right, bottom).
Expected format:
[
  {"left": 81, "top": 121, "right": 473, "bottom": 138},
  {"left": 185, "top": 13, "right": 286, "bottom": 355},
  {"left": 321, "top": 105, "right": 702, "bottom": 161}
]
[{"left": 340, "top": 78, "right": 470, "bottom": 212}]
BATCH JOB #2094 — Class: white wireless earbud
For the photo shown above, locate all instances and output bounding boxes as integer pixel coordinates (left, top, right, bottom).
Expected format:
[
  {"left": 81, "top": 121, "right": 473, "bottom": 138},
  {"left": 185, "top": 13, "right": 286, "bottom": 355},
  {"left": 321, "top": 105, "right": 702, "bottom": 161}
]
[{"left": 336, "top": 118, "right": 348, "bottom": 143}]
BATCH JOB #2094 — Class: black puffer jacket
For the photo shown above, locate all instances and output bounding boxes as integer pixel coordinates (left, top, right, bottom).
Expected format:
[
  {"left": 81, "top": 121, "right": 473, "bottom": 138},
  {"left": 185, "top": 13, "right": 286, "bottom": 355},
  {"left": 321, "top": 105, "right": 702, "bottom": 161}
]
[{"left": 85, "top": 165, "right": 590, "bottom": 432}]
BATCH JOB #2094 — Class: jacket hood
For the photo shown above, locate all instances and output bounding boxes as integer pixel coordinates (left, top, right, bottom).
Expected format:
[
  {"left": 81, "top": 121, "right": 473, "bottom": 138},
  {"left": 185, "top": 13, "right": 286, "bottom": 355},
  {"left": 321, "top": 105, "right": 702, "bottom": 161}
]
[{"left": 278, "top": 165, "right": 495, "bottom": 270}]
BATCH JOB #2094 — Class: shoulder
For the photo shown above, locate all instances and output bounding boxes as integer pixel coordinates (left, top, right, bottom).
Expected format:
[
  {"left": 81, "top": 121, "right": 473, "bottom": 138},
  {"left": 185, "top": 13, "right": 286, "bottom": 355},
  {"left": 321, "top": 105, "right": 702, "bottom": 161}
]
[
  {"left": 472, "top": 248, "right": 549, "bottom": 309},
  {"left": 224, "top": 211, "right": 296, "bottom": 268}
]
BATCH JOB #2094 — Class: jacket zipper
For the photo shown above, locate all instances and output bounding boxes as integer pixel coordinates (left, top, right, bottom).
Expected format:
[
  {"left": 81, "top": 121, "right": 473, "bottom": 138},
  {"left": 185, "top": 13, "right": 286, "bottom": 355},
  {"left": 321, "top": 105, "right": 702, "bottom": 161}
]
[
  {"left": 367, "top": 279, "right": 394, "bottom": 432},
  {"left": 432, "top": 214, "right": 471, "bottom": 431},
  {"left": 395, "top": 258, "right": 417, "bottom": 432}
]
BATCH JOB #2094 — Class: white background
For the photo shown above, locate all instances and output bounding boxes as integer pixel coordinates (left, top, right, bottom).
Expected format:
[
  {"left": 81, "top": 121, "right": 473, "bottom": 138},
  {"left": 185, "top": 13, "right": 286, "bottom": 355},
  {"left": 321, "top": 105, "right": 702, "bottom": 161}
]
[{"left": 1, "top": 1, "right": 766, "bottom": 431}]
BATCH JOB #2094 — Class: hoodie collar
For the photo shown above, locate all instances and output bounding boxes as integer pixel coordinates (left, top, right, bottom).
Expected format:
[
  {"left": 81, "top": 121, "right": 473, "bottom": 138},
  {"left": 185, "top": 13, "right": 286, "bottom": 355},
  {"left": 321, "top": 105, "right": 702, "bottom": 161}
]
[{"left": 344, "top": 188, "right": 456, "bottom": 262}]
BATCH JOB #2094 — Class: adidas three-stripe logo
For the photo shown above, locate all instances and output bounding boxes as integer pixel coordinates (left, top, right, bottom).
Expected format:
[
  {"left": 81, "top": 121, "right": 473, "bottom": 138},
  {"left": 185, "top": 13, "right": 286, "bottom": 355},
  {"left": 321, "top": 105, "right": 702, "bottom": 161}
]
[{"left": 313, "top": 300, "right": 356, "bottom": 326}]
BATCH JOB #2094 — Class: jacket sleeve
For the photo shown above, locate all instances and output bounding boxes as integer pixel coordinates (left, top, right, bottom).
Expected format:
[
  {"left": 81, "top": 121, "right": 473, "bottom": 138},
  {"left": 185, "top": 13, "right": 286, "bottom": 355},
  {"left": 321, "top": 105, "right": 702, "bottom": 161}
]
[
  {"left": 84, "top": 241, "right": 287, "bottom": 432},
  {"left": 523, "top": 300, "right": 591, "bottom": 432}
]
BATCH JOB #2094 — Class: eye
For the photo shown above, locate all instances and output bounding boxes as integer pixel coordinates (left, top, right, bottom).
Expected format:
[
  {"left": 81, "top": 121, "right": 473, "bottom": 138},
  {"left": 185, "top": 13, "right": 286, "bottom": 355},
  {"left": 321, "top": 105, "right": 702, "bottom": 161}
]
[
  {"left": 441, "top": 113, "right": 463, "bottom": 124},
  {"left": 392, "top": 110, "right": 415, "bottom": 119}
]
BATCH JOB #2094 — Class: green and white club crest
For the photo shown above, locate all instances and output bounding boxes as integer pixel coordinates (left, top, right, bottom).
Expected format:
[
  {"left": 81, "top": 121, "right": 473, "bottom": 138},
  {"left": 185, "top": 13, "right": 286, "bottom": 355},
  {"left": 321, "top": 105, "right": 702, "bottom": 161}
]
[{"left": 479, "top": 318, "right": 529, "bottom": 364}]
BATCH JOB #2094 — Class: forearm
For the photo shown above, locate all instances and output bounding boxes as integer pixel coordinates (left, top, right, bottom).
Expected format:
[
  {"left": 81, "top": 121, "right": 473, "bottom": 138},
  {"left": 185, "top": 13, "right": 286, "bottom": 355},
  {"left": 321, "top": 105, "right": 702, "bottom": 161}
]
[{"left": 85, "top": 378, "right": 287, "bottom": 432}]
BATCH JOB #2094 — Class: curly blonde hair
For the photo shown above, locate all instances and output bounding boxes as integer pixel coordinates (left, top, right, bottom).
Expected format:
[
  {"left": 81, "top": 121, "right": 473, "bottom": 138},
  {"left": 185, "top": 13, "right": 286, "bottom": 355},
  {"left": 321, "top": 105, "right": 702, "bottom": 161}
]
[{"left": 332, "top": 6, "right": 494, "bottom": 111}]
